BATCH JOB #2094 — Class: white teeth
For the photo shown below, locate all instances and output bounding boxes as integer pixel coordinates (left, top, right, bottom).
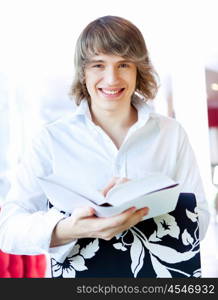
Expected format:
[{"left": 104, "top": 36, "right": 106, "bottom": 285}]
[{"left": 101, "top": 89, "right": 122, "bottom": 95}]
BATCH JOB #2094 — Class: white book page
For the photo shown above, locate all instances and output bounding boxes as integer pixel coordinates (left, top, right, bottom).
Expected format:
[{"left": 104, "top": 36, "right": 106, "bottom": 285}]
[
  {"left": 95, "top": 184, "right": 182, "bottom": 219},
  {"left": 105, "top": 173, "right": 177, "bottom": 206}
]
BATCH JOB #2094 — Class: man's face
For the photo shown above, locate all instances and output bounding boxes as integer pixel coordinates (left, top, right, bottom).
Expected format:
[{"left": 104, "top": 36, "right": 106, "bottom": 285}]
[{"left": 84, "top": 53, "right": 137, "bottom": 111}]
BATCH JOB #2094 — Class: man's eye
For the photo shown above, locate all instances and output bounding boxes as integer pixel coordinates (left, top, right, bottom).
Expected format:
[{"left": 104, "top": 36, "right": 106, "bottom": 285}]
[
  {"left": 119, "top": 63, "right": 129, "bottom": 68},
  {"left": 93, "top": 64, "right": 104, "bottom": 68}
]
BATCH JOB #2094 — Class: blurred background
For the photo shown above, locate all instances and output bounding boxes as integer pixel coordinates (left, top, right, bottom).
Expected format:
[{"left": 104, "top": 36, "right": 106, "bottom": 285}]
[{"left": 0, "top": 0, "right": 218, "bottom": 277}]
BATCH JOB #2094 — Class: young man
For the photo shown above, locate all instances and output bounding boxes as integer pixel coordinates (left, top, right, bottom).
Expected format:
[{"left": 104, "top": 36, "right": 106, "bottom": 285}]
[{"left": 0, "top": 16, "right": 210, "bottom": 277}]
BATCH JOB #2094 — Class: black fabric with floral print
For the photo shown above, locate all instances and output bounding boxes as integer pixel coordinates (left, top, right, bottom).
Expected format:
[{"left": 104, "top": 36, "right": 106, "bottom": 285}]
[{"left": 50, "top": 193, "right": 201, "bottom": 278}]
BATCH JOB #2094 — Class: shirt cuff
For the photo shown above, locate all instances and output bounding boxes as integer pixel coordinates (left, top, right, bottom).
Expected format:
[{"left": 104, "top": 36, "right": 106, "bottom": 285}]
[
  {"left": 48, "top": 239, "right": 78, "bottom": 263},
  {"left": 44, "top": 207, "right": 78, "bottom": 262}
]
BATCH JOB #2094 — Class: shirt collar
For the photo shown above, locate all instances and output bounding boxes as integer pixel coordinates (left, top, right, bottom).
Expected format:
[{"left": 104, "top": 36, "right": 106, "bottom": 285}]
[
  {"left": 73, "top": 93, "right": 154, "bottom": 125},
  {"left": 131, "top": 93, "right": 154, "bottom": 126},
  {"left": 74, "top": 98, "right": 92, "bottom": 120}
]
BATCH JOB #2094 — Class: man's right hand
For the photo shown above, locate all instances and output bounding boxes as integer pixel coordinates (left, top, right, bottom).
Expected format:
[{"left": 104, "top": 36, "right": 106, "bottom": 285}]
[{"left": 50, "top": 205, "right": 149, "bottom": 247}]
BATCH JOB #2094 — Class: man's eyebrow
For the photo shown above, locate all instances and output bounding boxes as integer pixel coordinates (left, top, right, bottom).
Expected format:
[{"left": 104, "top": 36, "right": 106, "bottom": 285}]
[
  {"left": 87, "top": 59, "right": 133, "bottom": 64},
  {"left": 86, "top": 59, "right": 105, "bottom": 64},
  {"left": 117, "top": 60, "right": 133, "bottom": 63}
]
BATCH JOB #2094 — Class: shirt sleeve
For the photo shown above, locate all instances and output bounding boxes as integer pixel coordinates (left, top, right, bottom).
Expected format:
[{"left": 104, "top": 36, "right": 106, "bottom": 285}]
[
  {"left": 174, "top": 124, "right": 210, "bottom": 241},
  {"left": 0, "top": 128, "right": 77, "bottom": 256}
]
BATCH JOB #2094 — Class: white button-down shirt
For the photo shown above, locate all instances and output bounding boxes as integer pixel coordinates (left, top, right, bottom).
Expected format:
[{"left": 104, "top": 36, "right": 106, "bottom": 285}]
[{"left": 0, "top": 96, "right": 210, "bottom": 259}]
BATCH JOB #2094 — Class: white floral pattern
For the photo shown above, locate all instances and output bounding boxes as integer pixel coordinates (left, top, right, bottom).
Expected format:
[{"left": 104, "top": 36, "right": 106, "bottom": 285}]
[
  {"left": 186, "top": 208, "right": 198, "bottom": 222},
  {"left": 50, "top": 194, "right": 201, "bottom": 278},
  {"left": 51, "top": 239, "right": 99, "bottom": 278},
  {"left": 112, "top": 212, "right": 200, "bottom": 278},
  {"left": 153, "top": 214, "right": 180, "bottom": 239}
]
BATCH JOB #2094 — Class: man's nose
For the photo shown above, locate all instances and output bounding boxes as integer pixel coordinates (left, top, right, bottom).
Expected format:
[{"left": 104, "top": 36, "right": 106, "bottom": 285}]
[{"left": 104, "top": 67, "right": 120, "bottom": 85}]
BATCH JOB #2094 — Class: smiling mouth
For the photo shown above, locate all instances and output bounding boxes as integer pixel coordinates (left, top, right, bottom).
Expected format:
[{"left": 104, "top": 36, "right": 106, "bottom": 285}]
[{"left": 99, "top": 88, "right": 125, "bottom": 96}]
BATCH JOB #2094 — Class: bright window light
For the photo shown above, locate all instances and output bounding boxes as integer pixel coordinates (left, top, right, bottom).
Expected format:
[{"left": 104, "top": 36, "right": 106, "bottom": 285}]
[{"left": 213, "top": 166, "right": 218, "bottom": 185}]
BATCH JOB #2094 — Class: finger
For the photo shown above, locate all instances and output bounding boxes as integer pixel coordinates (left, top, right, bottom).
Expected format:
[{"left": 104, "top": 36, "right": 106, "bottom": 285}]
[
  {"left": 95, "top": 206, "right": 136, "bottom": 229},
  {"left": 132, "top": 207, "right": 149, "bottom": 224},
  {"left": 104, "top": 206, "right": 137, "bottom": 227},
  {"left": 101, "top": 177, "right": 118, "bottom": 196},
  {"left": 118, "top": 207, "right": 149, "bottom": 229},
  {"left": 101, "top": 177, "right": 130, "bottom": 197},
  {"left": 137, "top": 207, "right": 149, "bottom": 217},
  {"left": 120, "top": 206, "right": 137, "bottom": 215},
  {"left": 116, "top": 177, "right": 130, "bottom": 184},
  {"left": 72, "top": 206, "right": 95, "bottom": 219},
  {"left": 102, "top": 177, "right": 129, "bottom": 196}
]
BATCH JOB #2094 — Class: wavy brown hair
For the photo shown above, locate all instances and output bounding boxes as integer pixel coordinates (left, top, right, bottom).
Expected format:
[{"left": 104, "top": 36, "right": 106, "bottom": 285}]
[{"left": 70, "top": 15, "right": 159, "bottom": 105}]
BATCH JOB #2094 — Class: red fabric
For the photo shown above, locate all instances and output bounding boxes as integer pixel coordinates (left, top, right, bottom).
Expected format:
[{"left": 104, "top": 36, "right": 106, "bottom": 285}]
[
  {"left": 208, "top": 107, "right": 218, "bottom": 127},
  {"left": 0, "top": 207, "right": 47, "bottom": 278},
  {"left": 0, "top": 250, "right": 46, "bottom": 278}
]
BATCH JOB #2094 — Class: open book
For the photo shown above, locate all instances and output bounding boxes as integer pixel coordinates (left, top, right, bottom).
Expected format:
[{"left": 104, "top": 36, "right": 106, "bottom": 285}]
[
  {"left": 89, "top": 172, "right": 181, "bottom": 220},
  {"left": 38, "top": 172, "right": 182, "bottom": 221}
]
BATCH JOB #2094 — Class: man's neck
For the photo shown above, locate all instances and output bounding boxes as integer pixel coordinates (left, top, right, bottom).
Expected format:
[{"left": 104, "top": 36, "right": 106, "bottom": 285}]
[
  {"left": 90, "top": 103, "right": 137, "bottom": 130},
  {"left": 89, "top": 103, "right": 138, "bottom": 148}
]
